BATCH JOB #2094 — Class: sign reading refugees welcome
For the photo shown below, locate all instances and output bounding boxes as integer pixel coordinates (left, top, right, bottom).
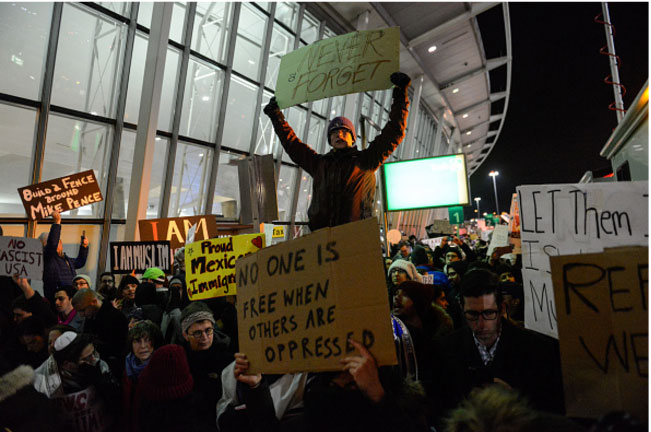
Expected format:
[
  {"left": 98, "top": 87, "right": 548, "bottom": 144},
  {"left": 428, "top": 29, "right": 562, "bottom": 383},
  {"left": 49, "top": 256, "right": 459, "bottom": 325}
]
[
  {"left": 275, "top": 27, "right": 400, "bottom": 109},
  {"left": 516, "top": 181, "right": 648, "bottom": 338},
  {"left": 550, "top": 247, "right": 648, "bottom": 421},
  {"left": 236, "top": 218, "right": 397, "bottom": 374},
  {"left": 185, "top": 233, "right": 264, "bottom": 300},
  {"left": 110, "top": 241, "right": 171, "bottom": 274},
  {"left": 0, "top": 236, "right": 43, "bottom": 279},
  {"left": 18, "top": 170, "right": 103, "bottom": 220}
]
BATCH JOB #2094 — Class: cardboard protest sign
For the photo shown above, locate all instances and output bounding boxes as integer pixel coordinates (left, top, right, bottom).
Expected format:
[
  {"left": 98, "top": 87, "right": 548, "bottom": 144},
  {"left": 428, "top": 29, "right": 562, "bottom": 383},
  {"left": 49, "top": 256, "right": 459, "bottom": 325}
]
[
  {"left": 517, "top": 181, "right": 648, "bottom": 338},
  {"left": 52, "top": 386, "right": 111, "bottom": 431},
  {"left": 0, "top": 236, "right": 43, "bottom": 279},
  {"left": 109, "top": 241, "right": 171, "bottom": 274},
  {"left": 550, "top": 247, "right": 648, "bottom": 421},
  {"left": 138, "top": 215, "right": 218, "bottom": 249},
  {"left": 487, "top": 224, "right": 509, "bottom": 256},
  {"left": 508, "top": 193, "right": 521, "bottom": 237},
  {"left": 236, "top": 218, "right": 397, "bottom": 374},
  {"left": 18, "top": 170, "right": 103, "bottom": 220},
  {"left": 275, "top": 27, "right": 399, "bottom": 109},
  {"left": 185, "top": 233, "right": 264, "bottom": 300},
  {"left": 426, "top": 219, "right": 454, "bottom": 236}
]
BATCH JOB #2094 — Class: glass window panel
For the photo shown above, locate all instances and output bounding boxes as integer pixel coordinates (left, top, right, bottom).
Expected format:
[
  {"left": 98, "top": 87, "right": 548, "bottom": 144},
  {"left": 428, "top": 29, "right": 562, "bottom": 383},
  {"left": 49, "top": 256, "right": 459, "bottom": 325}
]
[
  {"left": 308, "top": 116, "right": 326, "bottom": 155},
  {"left": 124, "top": 33, "right": 148, "bottom": 124},
  {"left": 170, "top": 2, "right": 187, "bottom": 43},
  {"left": 212, "top": 151, "right": 242, "bottom": 219},
  {"left": 295, "top": 172, "right": 312, "bottom": 223},
  {"left": 181, "top": 59, "right": 224, "bottom": 141},
  {"left": 255, "top": 3, "right": 270, "bottom": 13},
  {"left": 113, "top": 130, "right": 167, "bottom": 219},
  {"left": 52, "top": 4, "right": 126, "bottom": 118},
  {"left": 275, "top": 2, "right": 299, "bottom": 30},
  {"left": 0, "top": 225, "right": 26, "bottom": 237},
  {"left": 265, "top": 24, "right": 293, "bottom": 89},
  {"left": 323, "top": 28, "right": 337, "bottom": 39},
  {"left": 0, "top": 104, "right": 37, "bottom": 217},
  {"left": 96, "top": 2, "right": 130, "bottom": 17},
  {"left": 300, "top": 14, "right": 319, "bottom": 45},
  {"left": 361, "top": 94, "right": 372, "bottom": 117},
  {"left": 192, "top": 2, "right": 231, "bottom": 64},
  {"left": 255, "top": 92, "right": 280, "bottom": 156},
  {"left": 157, "top": 47, "right": 181, "bottom": 132},
  {"left": 329, "top": 95, "right": 345, "bottom": 119},
  {"left": 312, "top": 99, "right": 326, "bottom": 117},
  {"left": 137, "top": 2, "right": 153, "bottom": 28},
  {"left": 282, "top": 106, "right": 306, "bottom": 163},
  {"left": 276, "top": 165, "right": 296, "bottom": 222},
  {"left": 223, "top": 75, "right": 258, "bottom": 152},
  {"left": 0, "top": 3, "right": 52, "bottom": 100},
  {"left": 42, "top": 114, "right": 113, "bottom": 218},
  {"left": 167, "top": 142, "right": 213, "bottom": 217},
  {"left": 104, "top": 223, "right": 126, "bottom": 269},
  {"left": 233, "top": 3, "right": 266, "bottom": 80}
]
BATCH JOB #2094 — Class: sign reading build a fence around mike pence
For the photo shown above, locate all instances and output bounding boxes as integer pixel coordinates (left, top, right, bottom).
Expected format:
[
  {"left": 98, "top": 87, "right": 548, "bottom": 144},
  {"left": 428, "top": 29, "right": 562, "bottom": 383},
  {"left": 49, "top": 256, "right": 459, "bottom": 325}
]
[
  {"left": 275, "top": 27, "right": 400, "bottom": 109},
  {"left": 236, "top": 218, "right": 397, "bottom": 374},
  {"left": 18, "top": 170, "right": 103, "bottom": 220}
]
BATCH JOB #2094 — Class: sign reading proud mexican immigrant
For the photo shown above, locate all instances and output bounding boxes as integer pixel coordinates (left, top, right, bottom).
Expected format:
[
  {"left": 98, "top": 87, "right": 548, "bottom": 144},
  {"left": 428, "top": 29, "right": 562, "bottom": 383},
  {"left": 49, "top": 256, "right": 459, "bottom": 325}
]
[
  {"left": 275, "top": 27, "right": 400, "bottom": 109},
  {"left": 185, "top": 233, "right": 264, "bottom": 300},
  {"left": 236, "top": 218, "right": 397, "bottom": 374},
  {"left": 18, "top": 170, "right": 103, "bottom": 220}
]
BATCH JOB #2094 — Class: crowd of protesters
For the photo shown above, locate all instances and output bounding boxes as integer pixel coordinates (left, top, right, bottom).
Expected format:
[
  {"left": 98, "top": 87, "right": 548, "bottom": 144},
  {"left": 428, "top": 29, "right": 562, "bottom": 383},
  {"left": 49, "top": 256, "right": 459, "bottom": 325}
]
[{"left": 0, "top": 214, "right": 645, "bottom": 432}]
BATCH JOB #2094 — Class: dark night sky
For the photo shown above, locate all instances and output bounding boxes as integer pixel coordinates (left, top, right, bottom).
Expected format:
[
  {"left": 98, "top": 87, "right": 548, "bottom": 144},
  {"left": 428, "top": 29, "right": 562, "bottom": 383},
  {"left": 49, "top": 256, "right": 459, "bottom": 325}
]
[{"left": 466, "top": 2, "right": 648, "bottom": 218}]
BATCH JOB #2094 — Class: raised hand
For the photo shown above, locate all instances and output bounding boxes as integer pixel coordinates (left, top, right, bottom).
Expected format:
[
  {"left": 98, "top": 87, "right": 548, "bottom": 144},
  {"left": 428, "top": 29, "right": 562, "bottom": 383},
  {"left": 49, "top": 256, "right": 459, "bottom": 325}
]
[
  {"left": 390, "top": 72, "right": 411, "bottom": 89},
  {"left": 52, "top": 211, "right": 61, "bottom": 224},
  {"left": 263, "top": 97, "right": 280, "bottom": 115},
  {"left": 234, "top": 352, "right": 262, "bottom": 388},
  {"left": 340, "top": 338, "right": 385, "bottom": 402}
]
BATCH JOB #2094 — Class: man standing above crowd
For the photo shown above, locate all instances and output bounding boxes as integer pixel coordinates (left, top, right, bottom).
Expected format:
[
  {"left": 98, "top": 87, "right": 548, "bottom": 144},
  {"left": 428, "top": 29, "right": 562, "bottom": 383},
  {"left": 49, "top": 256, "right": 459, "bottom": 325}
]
[
  {"left": 427, "top": 269, "right": 564, "bottom": 426},
  {"left": 263, "top": 72, "right": 411, "bottom": 231},
  {"left": 40, "top": 211, "right": 89, "bottom": 303}
]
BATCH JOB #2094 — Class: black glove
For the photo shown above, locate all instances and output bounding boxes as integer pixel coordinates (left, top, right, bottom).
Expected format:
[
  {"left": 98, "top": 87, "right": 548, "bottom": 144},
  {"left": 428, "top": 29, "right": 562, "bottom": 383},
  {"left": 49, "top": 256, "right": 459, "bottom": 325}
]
[
  {"left": 390, "top": 72, "right": 411, "bottom": 89},
  {"left": 263, "top": 96, "right": 280, "bottom": 115}
]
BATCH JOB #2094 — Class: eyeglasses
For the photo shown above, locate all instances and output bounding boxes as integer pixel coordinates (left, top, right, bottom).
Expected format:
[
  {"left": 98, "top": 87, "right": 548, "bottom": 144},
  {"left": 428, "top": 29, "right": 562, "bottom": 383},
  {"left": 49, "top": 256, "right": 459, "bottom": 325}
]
[
  {"left": 74, "top": 280, "right": 89, "bottom": 287},
  {"left": 79, "top": 348, "right": 99, "bottom": 365},
  {"left": 190, "top": 327, "right": 214, "bottom": 339},
  {"left": 464, "top": 309, "right": 499, "bottom": 321}
]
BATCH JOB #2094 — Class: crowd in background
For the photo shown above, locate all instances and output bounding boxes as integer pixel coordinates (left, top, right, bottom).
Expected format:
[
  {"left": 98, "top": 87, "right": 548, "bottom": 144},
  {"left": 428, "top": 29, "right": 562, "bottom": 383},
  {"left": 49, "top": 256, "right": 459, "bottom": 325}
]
[{"left": 0, "top": 217, "right": 645, "bottom": 432}]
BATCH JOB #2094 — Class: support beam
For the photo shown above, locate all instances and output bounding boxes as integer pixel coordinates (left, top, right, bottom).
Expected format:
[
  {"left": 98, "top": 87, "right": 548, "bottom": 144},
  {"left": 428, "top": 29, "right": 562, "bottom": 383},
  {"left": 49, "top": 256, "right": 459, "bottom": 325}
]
[
  {"left": 440, "top": 56, "right": 509, "bottom": 90},
  {"left": 124, "top": 3, "right": 172, "bottom": 241},
  {"left": 404, "top": 74, "right": 424, "bottom": 151}
]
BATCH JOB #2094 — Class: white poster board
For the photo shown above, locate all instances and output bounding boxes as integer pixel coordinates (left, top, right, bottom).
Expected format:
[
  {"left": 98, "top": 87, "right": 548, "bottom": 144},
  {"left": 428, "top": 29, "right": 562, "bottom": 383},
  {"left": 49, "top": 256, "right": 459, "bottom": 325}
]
[
  {"left": 516, "top": 181, "right": 648, "bottom": 338},
  {"left": 0, "top": 236, "right": 43, "bottom": 279},
  {"left": 487, "top": 224, "right": 509, "bottom": 256}
]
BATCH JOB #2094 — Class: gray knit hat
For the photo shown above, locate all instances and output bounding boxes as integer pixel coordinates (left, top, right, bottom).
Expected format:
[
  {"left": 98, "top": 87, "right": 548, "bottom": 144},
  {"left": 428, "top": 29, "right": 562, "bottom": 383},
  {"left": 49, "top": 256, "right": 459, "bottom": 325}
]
[
  {"left": 180, "top": 301, "right": 215, "bottom": 335},
  {"left": 388, "top": 259, "right": 423, "bottom": 283}
]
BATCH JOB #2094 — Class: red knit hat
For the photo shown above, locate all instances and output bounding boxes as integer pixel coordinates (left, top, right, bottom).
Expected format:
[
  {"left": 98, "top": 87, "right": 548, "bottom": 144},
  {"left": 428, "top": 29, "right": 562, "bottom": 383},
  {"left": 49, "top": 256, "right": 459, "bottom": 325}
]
[{"left": 139, "top": 345, "right": 194, "bottom": 402}]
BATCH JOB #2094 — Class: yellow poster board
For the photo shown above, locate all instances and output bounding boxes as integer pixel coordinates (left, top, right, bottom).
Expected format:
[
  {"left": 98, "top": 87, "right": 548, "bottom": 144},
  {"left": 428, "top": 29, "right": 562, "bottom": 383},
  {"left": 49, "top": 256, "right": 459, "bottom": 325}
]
[
  {"left": 236, "top": 218, "right": 397, "bottom": 374},
  {"left": 275, "top": 27, "right": 400, "bottom": 109},
  {"left": 185, "top": 233, "right": 265, "bottom": 300},
  {"left": 272, "top": 226, "right": 285, "bottom": 238}
]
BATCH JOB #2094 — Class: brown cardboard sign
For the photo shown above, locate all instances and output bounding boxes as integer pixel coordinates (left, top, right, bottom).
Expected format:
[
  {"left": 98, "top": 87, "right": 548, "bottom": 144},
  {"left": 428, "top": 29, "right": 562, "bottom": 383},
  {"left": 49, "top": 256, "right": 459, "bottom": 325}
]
[
  {"left": 18, "top": 170, "right": 103, "bottom": 220},
  {"left": 236, "top": 218, "right": 397, "bottom": 374},
  {"left": 138, "top": 216, "right": 218, "bottom": 249},
  {"left": 550, "top": 247, "right": 648, "bottom": 421}
]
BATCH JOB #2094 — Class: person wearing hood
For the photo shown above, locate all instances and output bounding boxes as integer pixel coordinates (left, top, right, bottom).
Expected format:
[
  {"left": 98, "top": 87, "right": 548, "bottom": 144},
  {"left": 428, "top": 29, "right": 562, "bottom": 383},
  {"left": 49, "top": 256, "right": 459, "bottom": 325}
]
[
  {"left": 180, "top": 301, "right": 233, "bottom": 428},
  {"left": 160, "top": 276, "right": 185, "bottom": 344}
]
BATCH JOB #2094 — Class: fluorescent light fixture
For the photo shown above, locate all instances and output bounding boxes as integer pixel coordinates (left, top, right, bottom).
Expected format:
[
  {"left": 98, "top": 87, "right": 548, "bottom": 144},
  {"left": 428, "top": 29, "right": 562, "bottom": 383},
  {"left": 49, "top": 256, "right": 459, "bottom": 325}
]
[
  {"left": 462, "top": 113, "right": 469, "bottom": 118},
  {"left": 452, "top": 88, "right": 459, "bottom": 94},
  {"left": 428, "top": 45, "right": 437, "bottom": 53},
  {"left": 202, "top": 96, "right": 210, "bottom": 101},
  {"left": 466, "top": 131, "right": 472, "bottom": 135}
]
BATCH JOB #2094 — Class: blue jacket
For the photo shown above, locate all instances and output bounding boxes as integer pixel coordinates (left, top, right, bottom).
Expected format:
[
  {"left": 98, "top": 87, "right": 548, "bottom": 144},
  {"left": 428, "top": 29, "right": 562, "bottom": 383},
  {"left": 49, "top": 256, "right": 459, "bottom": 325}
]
[{"left": 42, "top": 224, "right": 88, "bottom": 301}]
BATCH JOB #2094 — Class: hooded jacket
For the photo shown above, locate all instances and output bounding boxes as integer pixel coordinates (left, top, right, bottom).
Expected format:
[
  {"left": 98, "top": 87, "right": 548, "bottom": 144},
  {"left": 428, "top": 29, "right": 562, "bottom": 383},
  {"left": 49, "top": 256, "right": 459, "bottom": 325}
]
[{"left": 265, "top": 86, "right": 409, "bottom": 231}]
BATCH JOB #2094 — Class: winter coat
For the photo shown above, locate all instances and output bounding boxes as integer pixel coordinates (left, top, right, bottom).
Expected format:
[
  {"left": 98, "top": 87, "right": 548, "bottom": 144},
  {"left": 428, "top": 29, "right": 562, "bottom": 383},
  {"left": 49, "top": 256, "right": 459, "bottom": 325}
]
[
  {"left": 43, "top": 224, "right": 88, "bottom": 301},
  {"left": 265, "top": 86, "right": 409, "bottom": 231},
  {"left": 0, "top": 365, "right": 65, "bottom": 432}
]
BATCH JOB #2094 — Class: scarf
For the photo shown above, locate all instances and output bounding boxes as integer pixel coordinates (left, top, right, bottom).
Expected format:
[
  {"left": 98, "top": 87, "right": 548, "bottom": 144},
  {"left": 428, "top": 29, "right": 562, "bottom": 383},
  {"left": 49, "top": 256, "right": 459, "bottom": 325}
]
[
  {"left": 125, "top": 352, "right": 148, "bottom": 379},
  {"left": 58, "top": 308, "right": 78, "bottom": 326}
]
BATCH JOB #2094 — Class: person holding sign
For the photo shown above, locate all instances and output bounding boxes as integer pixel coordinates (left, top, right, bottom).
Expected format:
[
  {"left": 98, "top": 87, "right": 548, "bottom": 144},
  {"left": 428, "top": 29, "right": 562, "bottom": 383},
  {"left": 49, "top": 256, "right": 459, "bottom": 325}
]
[
  {"left": 40, "top": 211, "right": 89, "bottom": 303},
  {"left": 263, "top": 72, "right": 411, "bottom": 231}
]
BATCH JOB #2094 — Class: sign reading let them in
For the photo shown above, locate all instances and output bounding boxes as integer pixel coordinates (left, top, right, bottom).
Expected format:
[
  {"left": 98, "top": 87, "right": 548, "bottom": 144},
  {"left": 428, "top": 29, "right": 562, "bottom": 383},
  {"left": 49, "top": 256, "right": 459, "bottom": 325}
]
[
  {"left": 18, "top": 170, "right": 103, "bottom": 220},
  {"left": 185, "top": 233, "right": 265, "bottom": 300},
  {"left": 236, "top": 218, "right": 397, "bottom": 374},
  {"left": 275, "top": 27, "right": 400, "bottom": 109}
]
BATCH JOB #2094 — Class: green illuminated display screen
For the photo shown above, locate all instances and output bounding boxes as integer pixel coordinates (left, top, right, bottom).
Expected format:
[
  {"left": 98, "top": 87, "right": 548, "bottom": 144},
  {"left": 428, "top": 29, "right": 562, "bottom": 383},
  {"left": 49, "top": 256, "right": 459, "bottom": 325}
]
[{"left": 381, "top": 154, "right": 470, "bottom": 211}]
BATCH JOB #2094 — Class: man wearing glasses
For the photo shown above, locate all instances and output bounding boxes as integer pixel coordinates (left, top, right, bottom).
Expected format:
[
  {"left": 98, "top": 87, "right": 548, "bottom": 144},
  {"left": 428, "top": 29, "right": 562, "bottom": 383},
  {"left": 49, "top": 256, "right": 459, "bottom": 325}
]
[
  {"left": 180, "top": 301, "right": 233, "bottom": 429},
  {"left": 426, "top": 269, "right": 564, "bottom": 427}
]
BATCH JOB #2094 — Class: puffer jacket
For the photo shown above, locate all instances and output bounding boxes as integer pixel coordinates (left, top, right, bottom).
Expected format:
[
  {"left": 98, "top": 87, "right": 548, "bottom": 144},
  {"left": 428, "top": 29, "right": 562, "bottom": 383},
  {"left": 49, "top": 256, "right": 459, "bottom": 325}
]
[{"left": 266, "top": 86, "right": 409, "bottom": 231}]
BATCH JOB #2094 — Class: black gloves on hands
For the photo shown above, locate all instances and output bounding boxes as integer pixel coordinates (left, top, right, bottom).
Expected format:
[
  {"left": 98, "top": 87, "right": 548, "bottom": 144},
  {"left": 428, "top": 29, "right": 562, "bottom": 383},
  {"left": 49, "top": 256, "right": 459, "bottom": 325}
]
[
  {"left": 264, "top": 97, "right": 280, "bottom": 115},
  {"left": 390, "top": 72, "right": 411, "bottom": 89}
]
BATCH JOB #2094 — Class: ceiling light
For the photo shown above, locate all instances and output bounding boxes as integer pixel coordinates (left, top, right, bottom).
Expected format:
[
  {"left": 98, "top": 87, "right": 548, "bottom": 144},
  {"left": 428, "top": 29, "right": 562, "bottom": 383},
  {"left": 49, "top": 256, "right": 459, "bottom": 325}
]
[
  {"left": 462, "top": 113, "right": 469, "bottom": 119},
  {"left": 452, "top": 88, "right": 459, "bottom": 94},
  {"left": 202, "top": 96, "right": 210, "bottom": 101},
  {"left": 466, "top": 131, "right": 472, "bottom": 135},
  {"left": 428, "top": 45, "right": 437, "bottom": 53}
]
